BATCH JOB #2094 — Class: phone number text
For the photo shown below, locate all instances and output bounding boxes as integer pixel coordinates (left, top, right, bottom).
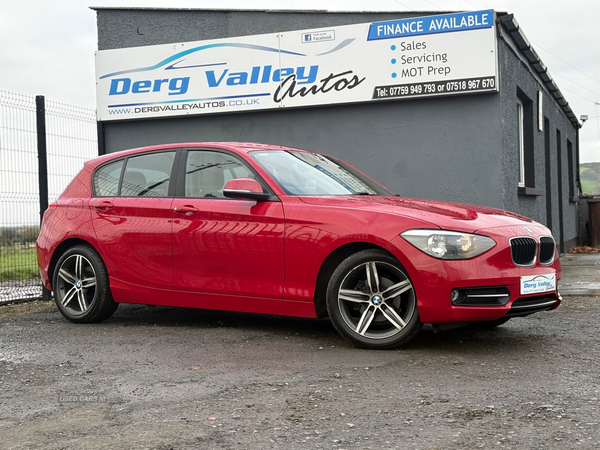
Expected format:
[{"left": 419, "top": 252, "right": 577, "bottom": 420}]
[{"left": 373, "top": 77, "right": 497, "bottom": 99}]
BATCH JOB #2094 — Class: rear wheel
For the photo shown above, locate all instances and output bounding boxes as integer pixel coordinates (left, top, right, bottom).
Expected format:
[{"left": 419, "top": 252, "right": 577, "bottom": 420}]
[
  {"left": 52, "top": 245, "right": 117, "bottom": 323},
  {"left": 326, "top": 249, "right": 421, "bottom": 349}
]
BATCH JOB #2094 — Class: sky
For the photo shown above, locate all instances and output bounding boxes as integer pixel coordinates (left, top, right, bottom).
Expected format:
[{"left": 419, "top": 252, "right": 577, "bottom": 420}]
[{"left": 1, "top": 0, "right": 599, "bottom": 162}]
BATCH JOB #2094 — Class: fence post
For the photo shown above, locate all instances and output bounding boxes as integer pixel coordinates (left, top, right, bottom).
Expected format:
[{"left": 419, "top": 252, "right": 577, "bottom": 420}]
[
  {"left": 36, "top": 95, "right": 51, "bottom": 301},
  {"left": 97, "top": 121, "right": 106, "bottom": 156},
  {"left": 36, "top": 96, "right": 48, "bottom": 224}
]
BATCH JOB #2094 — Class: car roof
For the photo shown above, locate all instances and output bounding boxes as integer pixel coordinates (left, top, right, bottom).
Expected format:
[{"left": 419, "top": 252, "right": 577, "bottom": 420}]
[{"left": 85, "top": 142, "right": 306, "bottom": 168}]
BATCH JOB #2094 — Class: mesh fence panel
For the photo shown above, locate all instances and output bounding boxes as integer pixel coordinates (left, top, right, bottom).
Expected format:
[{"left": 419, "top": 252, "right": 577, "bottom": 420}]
[
  {"left": 0, "top": 91, "right": 40, "bottom": 302},
  {"left": 45, "top": 99, "right": 98, "bottom": 202},
  {"left": 0, "top": 90, "right": 97, "bottom": 303}
]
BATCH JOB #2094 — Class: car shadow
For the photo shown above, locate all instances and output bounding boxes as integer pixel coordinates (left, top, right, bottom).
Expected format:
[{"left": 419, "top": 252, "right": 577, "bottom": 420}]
[{"left": 101, "top": 303, "right": 549, "bottom": 354}]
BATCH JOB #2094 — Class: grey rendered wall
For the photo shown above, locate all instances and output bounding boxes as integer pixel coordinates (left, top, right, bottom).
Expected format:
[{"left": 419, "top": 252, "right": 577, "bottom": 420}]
[
  {"left": 96, "top": 9, "right": 505, "bottom": 208},
  {"left": 96, "top": 10, "right": 436, "bottom": 51},
  {"left": 102, "top": 94, "right": 503, "bottom": 206},
  {"left": 497, "top": 37, "right": 578, "bottom": 250}
]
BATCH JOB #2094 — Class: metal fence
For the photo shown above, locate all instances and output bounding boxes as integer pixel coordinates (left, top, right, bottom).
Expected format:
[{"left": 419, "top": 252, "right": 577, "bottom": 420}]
[{"left": 0, "top": 90, "right": 97, "bottom": 303}]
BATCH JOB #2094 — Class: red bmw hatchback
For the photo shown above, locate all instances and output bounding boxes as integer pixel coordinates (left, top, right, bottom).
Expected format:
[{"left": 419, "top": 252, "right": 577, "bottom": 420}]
[{"left": 37, "top": 142, "right": 561, "bottom": 349}]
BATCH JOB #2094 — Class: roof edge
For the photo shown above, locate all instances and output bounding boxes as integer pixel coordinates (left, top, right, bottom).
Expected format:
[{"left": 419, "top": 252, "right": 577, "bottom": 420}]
[
  {"left": 89, "top": 6, "right": 454, "bottom": 14},
  {"left": 497, "top": 12, "right": 580, "bottom": 129}
]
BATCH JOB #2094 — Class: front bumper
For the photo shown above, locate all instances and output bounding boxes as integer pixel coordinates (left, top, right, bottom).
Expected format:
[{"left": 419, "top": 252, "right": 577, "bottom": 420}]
[{"left": 388, "top": 226, "right": 562, "bottom": 324}]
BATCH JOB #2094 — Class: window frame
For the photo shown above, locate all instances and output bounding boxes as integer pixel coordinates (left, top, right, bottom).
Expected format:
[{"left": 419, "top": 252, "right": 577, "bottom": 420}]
[{"left": 91, "top": 149, "right": 181, "bottom": 198}]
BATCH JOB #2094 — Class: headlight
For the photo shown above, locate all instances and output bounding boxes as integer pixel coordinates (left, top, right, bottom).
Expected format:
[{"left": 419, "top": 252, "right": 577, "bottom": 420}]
[{"left": 401, "top": 229, "right": 496, "bottom": 260}]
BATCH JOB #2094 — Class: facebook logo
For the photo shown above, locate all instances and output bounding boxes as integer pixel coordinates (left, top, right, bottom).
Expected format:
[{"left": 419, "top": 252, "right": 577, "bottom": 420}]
[{"left": 301, "top": 31, "right": 335, "bottom": 43}]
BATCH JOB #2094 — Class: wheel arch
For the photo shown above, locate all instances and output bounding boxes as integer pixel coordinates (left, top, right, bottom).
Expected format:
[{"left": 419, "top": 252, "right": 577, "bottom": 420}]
[
  {"left": 313, "top": 242, "right": 396, "bottom": 318},
  {"left": 49, "top": 238, "right": 100, "bottom": 289}
]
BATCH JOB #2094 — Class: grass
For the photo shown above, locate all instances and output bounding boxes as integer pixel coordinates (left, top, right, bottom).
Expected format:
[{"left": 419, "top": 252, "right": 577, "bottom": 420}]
[
  {"left": 581, "top": 179, "right": 598, "bottom": 196},
  {"left": 0, "top": 247, "right": 39, "bottom": 281}
]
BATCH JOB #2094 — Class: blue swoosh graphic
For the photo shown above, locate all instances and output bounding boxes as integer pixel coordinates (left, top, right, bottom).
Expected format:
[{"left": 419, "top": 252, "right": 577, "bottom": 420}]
[
  {"left": 528, "top": 275, "right": 552, "bottom": 282},
  {"left": 100, "top": 43, "right": 306, "bottom": 79},
  {"left": 165, "top": 60, "right": 227, "bottom": 70},
  {"left": 316, "top": 38, "right": 355, "bottom": 56}
]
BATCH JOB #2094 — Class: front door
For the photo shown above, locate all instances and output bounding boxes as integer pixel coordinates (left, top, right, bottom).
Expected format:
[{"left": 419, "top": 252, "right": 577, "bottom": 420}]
[{"left": 171, "top": 149, "right": 284, "bottom": 299}]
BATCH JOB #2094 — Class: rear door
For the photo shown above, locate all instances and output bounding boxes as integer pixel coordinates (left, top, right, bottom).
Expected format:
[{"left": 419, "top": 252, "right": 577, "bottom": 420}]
[{"left": 90, "top": 150, "right": 178, "bottom": 289}]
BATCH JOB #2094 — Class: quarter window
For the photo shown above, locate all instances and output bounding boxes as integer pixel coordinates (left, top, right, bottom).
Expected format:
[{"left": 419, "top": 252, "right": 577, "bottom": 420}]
[{"left": 94, "top": 160, "right": 123, "bottom": 197}]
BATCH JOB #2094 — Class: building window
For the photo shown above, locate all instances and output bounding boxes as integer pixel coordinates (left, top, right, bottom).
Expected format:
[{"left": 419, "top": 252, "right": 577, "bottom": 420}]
[
  {"left": 567, "top": 139, "right": 575, "bottom": 201},
  {"left": 544, "top": 117, "right": 552, "bottom": 230},
  {"left": 517, "top": 89, "right": 538, "bottom": 195},
  {"left": 517, "top": 98, "right": 525, "bottom": 187}
]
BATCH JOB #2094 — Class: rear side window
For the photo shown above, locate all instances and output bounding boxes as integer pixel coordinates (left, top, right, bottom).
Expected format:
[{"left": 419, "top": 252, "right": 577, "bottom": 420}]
[
  {"left": 93, "top": 151, "right": 175, "bottom": 197},
  {"left": 94, "top": 160, "right": 123, "bottom": 197},
  {"left": 122, "top": 152, "right": 175, "bottom": 197}
]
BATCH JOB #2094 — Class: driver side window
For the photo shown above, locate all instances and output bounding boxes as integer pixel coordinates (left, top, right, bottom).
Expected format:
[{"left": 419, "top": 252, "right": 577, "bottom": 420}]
[{"left": 185, "top": 151, "right": 255, "bottom": 198}]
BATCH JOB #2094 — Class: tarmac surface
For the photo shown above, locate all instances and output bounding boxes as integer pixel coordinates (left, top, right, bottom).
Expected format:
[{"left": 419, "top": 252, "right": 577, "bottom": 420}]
[
  {"left": 558, "top": 252, "right": 600, "bottom": 296},
  {"left": 0, "top": 253, "right": 598, "bottom": 449}
]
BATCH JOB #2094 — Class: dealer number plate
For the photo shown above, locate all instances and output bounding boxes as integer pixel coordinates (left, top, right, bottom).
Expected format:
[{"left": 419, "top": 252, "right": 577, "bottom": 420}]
[{"left": 520, "top": 274, "right": 556, "bottom": 295}]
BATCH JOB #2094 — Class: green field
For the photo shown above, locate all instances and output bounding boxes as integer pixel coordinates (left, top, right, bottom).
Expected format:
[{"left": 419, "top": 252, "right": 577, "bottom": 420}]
[
  {"left": 580, "top": 163, "right": 600, "bottom": 195},
  {"left": 0, "top": 246, "right": 39, "bottom": 281},
  {"left": 582, "top": 179, "right": 597, "bottom": 195}
]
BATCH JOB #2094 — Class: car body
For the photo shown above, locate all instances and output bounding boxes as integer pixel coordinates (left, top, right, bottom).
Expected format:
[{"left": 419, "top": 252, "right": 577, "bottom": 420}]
[{"left": 37, "top": 142, "right": 561, "bottom": 349}]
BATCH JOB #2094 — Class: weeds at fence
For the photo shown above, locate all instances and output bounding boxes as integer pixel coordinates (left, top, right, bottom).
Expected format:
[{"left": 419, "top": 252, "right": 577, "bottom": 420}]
[{"left": 1, "top": 247, "right": 39, "bottom": 281}]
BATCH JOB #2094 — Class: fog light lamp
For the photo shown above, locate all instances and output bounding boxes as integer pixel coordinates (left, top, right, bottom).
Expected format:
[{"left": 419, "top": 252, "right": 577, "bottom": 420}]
[{"left": 450, "top": 289, "right": 460, "bottom": 303}]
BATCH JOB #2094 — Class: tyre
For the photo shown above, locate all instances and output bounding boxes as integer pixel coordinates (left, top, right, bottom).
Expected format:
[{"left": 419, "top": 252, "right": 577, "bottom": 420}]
[
  {"left": 326, "top": 249, "right": 421, "bottom": 349},
  {"left": 52, "top": 245, "right": 118, "bottom": 323}
]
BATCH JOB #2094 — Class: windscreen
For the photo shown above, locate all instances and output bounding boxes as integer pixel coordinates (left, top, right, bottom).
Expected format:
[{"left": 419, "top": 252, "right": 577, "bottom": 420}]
[{"left": 251, "top": 151, "right": 390, "bottom": 196}]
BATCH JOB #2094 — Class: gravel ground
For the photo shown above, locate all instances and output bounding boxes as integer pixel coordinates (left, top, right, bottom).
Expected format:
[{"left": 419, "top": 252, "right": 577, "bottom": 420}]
[{"left": 0, "top": 297, "right": 599, "bottom": 450}]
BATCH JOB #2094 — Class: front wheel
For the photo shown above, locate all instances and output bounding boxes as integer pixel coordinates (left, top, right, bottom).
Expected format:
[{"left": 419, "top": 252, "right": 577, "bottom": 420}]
[
  {"left": 326, "top": 249, "right": 421, "bottom": 349},
  {"left": 52, "top": 245, "right": 118, "bottom": 323}
]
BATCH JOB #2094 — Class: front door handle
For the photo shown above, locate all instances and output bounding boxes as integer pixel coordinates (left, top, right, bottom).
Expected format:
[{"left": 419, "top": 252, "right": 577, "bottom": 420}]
[
  {"left": 174, "top": 205, "right": 199, "bottom": 215},
  {"left": 93, "top": 201, "right": 114, "bottom": 210}
]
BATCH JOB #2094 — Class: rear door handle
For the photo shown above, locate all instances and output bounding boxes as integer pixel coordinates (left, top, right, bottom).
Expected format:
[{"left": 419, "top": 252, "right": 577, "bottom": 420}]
[
  {"left": 174, "top": 205, "right": 199, "bottom": 215},
  {"left": 93, "top": 201, "right": 114, "bottom": 210}
]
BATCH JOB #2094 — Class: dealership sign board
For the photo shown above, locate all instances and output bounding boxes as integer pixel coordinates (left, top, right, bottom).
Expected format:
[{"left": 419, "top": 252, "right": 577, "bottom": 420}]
[{"left": 95, "top": 10, "right": 498, "bottom": 121}]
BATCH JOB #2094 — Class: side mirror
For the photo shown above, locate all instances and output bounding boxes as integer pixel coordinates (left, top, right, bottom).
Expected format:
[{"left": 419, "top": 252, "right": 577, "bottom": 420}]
[{"left": 223, "top": 178, "right": 279, "bottom": 202}]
